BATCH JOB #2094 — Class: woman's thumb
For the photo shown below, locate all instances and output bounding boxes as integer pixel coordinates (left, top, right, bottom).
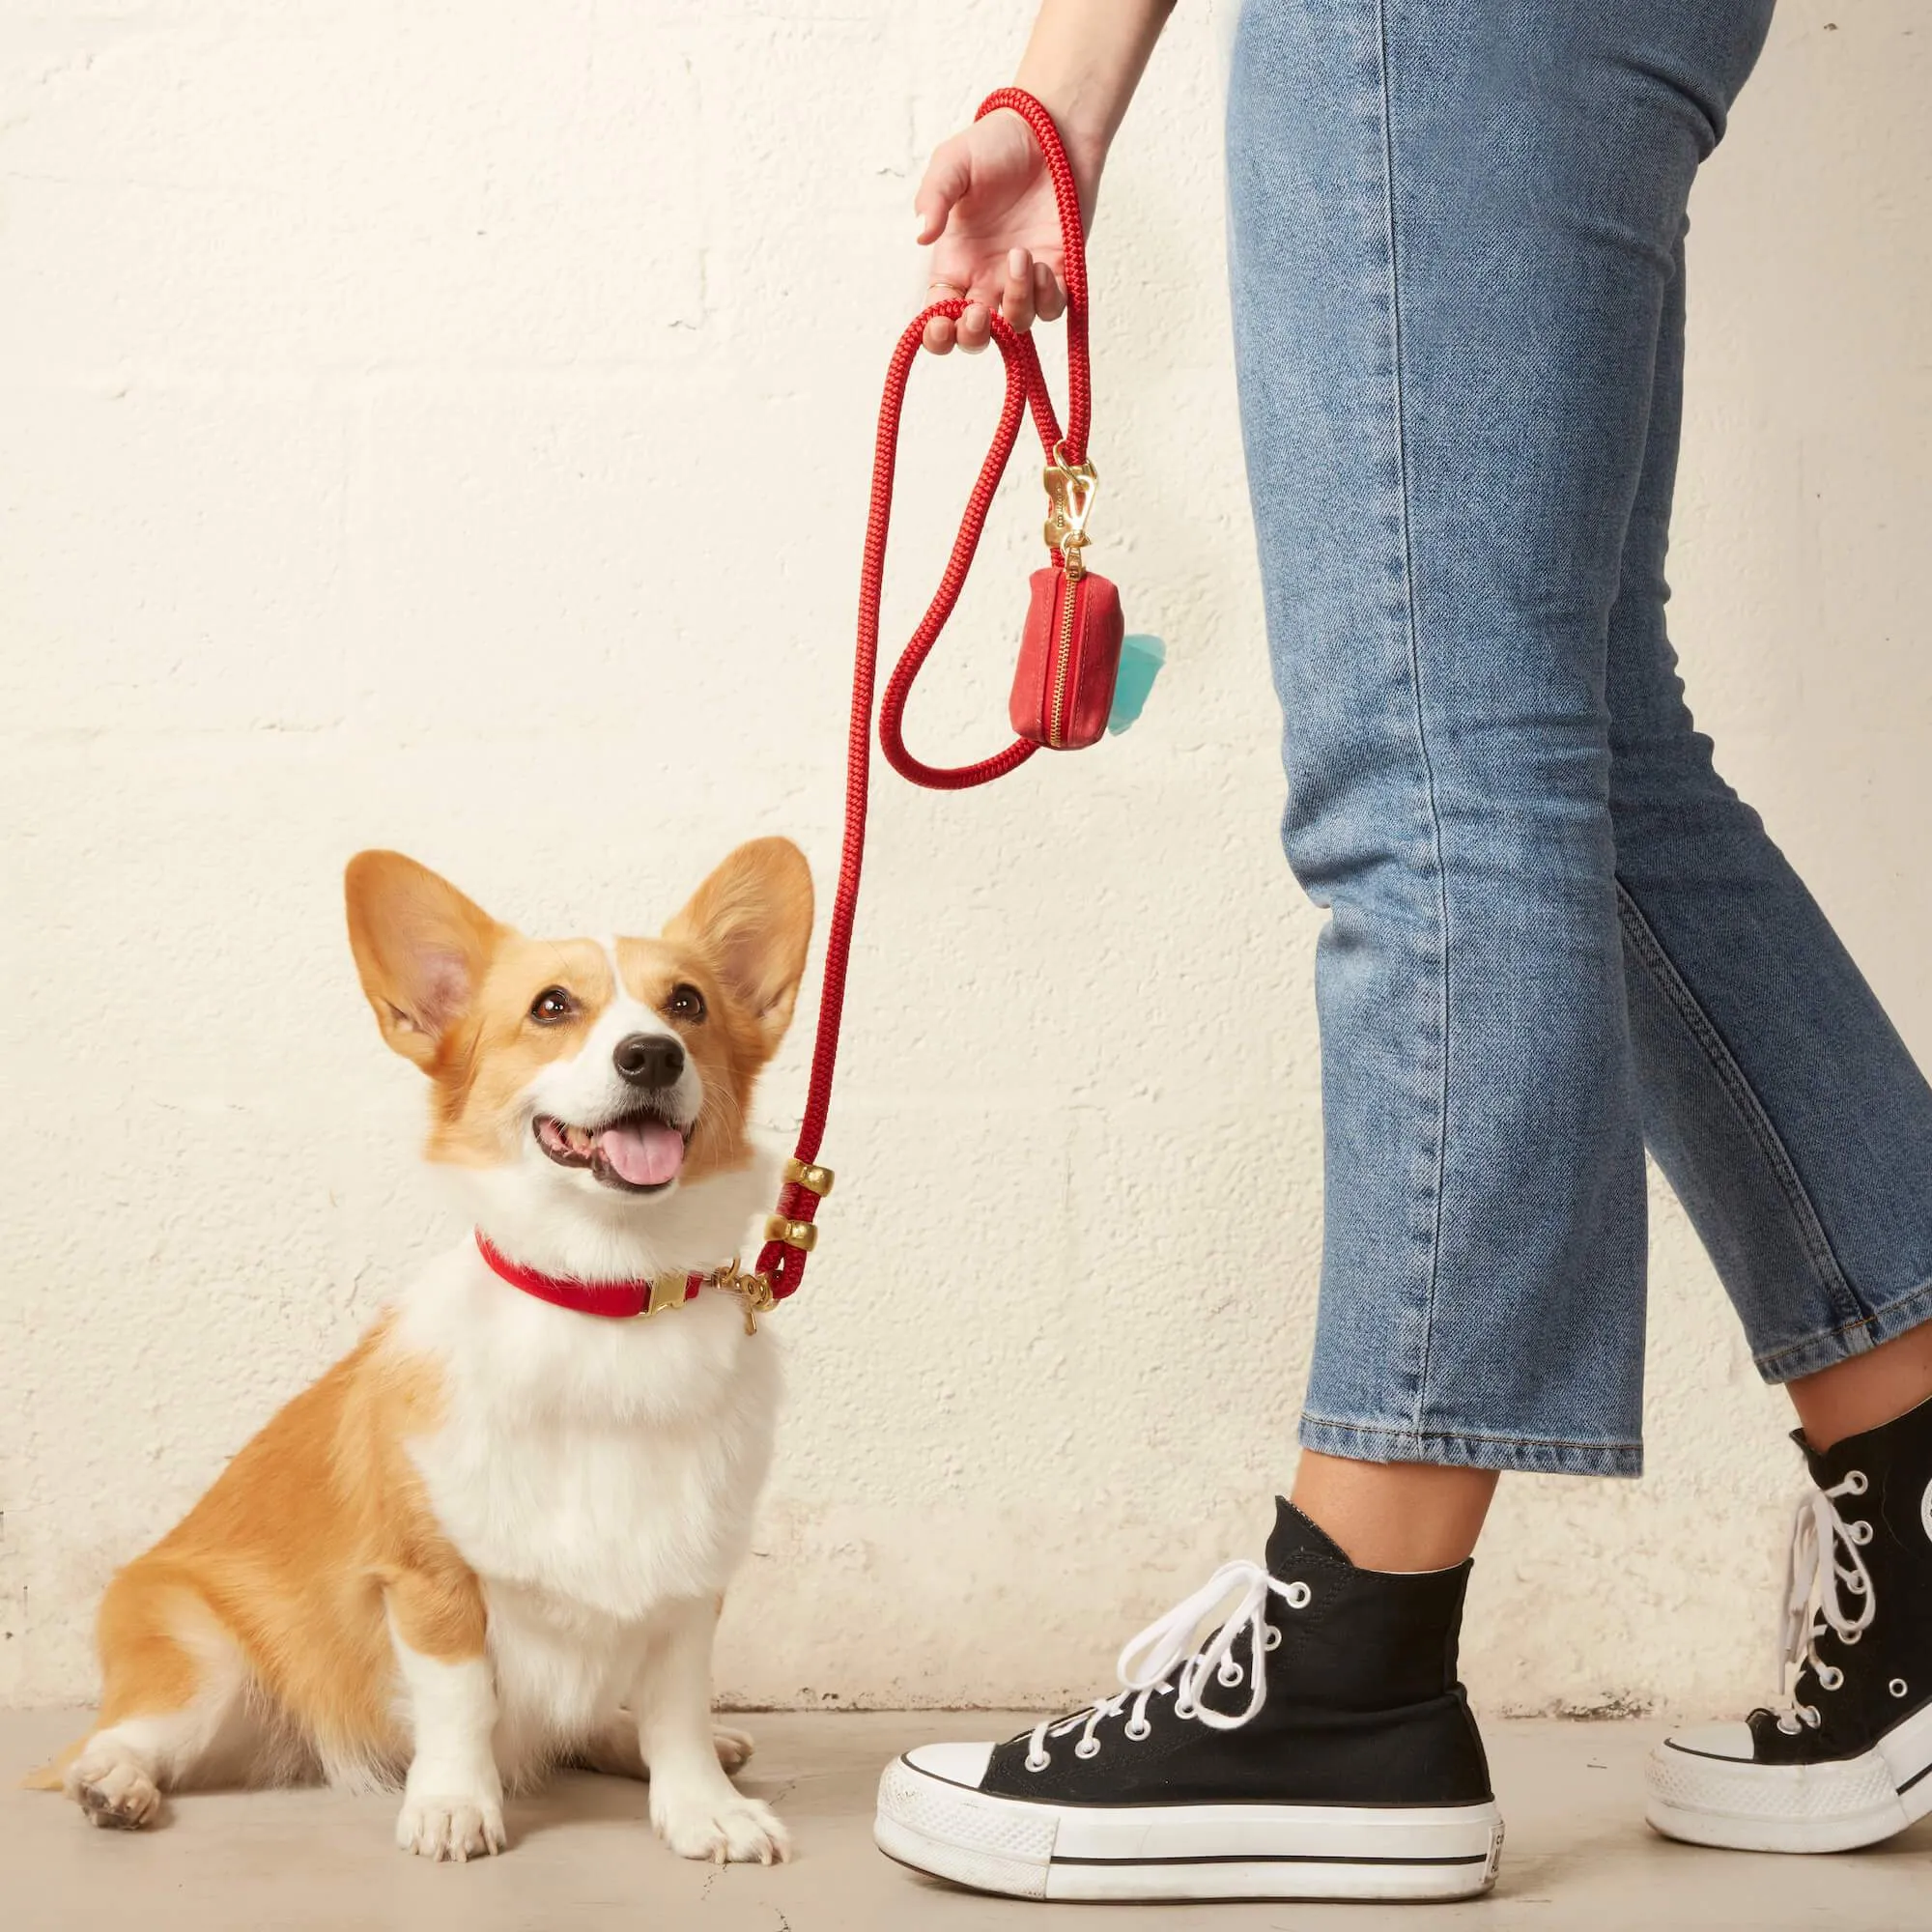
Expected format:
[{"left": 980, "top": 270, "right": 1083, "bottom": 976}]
[{"left": 913, "top": 134, "right": 973, "bottom": 245}]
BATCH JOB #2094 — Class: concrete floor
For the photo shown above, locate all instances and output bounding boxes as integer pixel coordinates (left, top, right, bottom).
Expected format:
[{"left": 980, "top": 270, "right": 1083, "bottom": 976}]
[{"left": 8, "top": 1709, "right": 1932, "bottom": 1930}]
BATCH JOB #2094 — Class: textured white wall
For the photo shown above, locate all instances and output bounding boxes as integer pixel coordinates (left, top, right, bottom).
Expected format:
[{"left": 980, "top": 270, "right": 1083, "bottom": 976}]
[{"left": 3, "top": 1, "right": 1928, "bottom": 1719}]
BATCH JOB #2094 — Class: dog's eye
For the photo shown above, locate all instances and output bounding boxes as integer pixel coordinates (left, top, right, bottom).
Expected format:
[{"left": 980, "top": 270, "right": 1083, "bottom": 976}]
[
  {"left": 667, "top": 983, "right": 706, "bottom": 1023},
  {"left": 528, "top": 986, "right": 577, "bottom": 1025}
]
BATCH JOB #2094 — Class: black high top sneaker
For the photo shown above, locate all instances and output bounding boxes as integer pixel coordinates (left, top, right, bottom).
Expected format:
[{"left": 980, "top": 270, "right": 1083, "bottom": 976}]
[
  {"left": 1647, "top": 1391, "right": 1932, "bottom": 1853},
  {"left": 873, "top": 1500, "right": 1502, "bottom": 1902}
]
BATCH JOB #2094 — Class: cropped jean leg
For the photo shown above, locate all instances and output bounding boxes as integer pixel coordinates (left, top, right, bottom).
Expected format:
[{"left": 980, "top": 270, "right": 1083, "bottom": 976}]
[
  {"left": 1228, "top": 0, "right": 1785, "bottom": 1473},
  {"left": 1608, "top": 241, "right": 1932, "bottom": 1385}
]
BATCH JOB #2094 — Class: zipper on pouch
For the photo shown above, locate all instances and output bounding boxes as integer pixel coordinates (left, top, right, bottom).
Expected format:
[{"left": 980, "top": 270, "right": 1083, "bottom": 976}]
[
  {"left": 1039, "top": 454, "right": 1097, "bottom": 751},
  {"left": 1047, "top": 566, "right": 1079, "bottom": 749}
]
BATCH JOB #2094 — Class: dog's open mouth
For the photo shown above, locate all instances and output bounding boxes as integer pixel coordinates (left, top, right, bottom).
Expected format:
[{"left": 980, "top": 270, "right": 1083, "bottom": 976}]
[{"left": 534, "top": 1109, "right": 692, "bottom": 1193}]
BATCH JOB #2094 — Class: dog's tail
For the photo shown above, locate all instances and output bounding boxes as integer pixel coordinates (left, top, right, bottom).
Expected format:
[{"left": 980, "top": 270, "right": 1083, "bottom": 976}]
[{"left": 19, "top": 1741, "right": 81, "bottom": 1791}]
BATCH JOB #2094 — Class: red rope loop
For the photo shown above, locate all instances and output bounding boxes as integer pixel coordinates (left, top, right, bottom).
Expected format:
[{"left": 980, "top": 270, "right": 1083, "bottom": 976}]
[{"left": 759, "top": 90, "right": 1092, "bottom": 1299}]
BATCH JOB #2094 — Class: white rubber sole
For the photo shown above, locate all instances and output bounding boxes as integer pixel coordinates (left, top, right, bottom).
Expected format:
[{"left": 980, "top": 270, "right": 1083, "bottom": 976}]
[
  {"left": 874, "top": 1755, "right": 1504, "bottom": 1902},
  {"left": 1645, "top": 1701, "right": 1932, "bottom": 1854}
]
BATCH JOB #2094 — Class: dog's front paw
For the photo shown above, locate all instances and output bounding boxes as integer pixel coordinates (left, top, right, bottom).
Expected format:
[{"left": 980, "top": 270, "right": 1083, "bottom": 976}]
[
  {"left": 67, "top": 1745, "right": 161, "bottom": 1832},
  {"left": 712, "top": 1724, "right": 755, "bottom": 1774},
  {"left": 652, "top": 1783, "right": 789, "bottom": 1865},
  {"left": 395, "top": 1790, "right": 507, "bottom": 1862}
]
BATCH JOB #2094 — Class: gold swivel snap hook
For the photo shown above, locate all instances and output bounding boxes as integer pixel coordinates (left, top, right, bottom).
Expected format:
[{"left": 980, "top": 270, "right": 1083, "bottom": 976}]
[{"left": 1042, "top": 444, "right": 1099, "bottom": 571}]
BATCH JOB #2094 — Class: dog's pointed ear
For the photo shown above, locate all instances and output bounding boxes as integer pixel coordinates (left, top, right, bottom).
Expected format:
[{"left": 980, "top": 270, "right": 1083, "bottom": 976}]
[
  {"left": 344, "top": 851, "right": 504, "bottom": 1069},
  {"left": 664, "top": 838, "right": 814, "bottom": 1057}
]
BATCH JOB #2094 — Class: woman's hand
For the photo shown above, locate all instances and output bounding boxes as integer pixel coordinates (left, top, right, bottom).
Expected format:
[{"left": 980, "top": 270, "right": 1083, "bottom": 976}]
[
  {"left": 910, "top": 0, "right": 1174, "bottom": 353},
  {"left": 913, "top": 109, "right": 1099, "bottom": 355}
]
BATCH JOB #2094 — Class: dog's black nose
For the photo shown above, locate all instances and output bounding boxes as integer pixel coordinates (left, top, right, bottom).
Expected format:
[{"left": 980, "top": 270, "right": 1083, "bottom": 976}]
[{"left": 613, "top": 1032, "right": 685, "bottom": 1089}]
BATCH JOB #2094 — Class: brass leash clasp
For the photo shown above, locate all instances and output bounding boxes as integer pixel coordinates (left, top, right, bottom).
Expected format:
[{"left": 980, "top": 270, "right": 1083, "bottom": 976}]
[
  {"left": 714, "top": 1257, "right": 779, "bottom": 1337},
  {"left": 1042, "top": 443, "right": 1098, "bottom": 573}
]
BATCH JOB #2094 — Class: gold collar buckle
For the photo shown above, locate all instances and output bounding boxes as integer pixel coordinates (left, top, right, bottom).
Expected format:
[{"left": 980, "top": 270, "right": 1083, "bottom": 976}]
[{"left": 641, "top": 1273, "right": 691, "bottom": 1319}]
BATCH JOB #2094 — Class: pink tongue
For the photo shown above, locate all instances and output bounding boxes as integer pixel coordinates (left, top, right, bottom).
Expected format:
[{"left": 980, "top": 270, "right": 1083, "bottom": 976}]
[{"left": 597, "top": 1120, "right": 686, "bottom": 1187}]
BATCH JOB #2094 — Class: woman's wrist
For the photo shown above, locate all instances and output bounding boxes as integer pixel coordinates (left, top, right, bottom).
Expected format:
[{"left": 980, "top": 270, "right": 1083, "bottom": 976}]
[
  {"left": 1011, "top": 0, "right": 1176, "bottom": 200},
  {"left": 1009, "top": 68, "right": 1118, "bottom": 163},
  {"left": 1001, "top": 91, "right": 1110, "bottom": 212}
]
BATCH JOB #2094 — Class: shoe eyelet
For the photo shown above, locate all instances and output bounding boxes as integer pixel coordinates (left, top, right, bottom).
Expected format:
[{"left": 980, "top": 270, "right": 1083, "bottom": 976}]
[
  {"left": 1817, "top": 1665, "right": 1845, "bottom": 1691},
  {"left": 1025, "top": 1750, "right": 1050, "bottom": 1773},
  {"left": 1216, "top": 1661, "right": 1244, "bottom": 1689},
  {"left": 1890, "top": 1679, "right": 1910, "bottom": 1699},
  {"left": 1264, "top": 1626, "right": 1283, "bottom": 1651},
  {"left": 1841, "top": 1628, "right": 1863, "bottom": 1645},
  {"left": 1284, "top": 1581, "right": 1313, "bottom": 1609},
  {"left": 1124, "top": 1719, "right": 1152, "bottom": 1741},
  {"left": 1073, "top": 1739, "right": 1101, "bottom": 1760},
  {"left": 1843, "top": 1470, "right": 1869, "bottom": 1495},
  {"left": 1776, "top": 1716, "right": 1800, "bottom": 1736},
  {"left": 1849, "top": 1520, "right": 1874, "bottom": 1545},
  {"left": 1800, "top": 1704, "right": 1822, "bottom": 1728}
]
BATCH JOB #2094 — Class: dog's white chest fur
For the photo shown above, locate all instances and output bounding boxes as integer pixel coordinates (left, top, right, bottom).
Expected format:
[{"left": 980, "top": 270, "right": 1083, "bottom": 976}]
[{"left": 393, "top": 1242, "right": 781, "bottom": 1771}]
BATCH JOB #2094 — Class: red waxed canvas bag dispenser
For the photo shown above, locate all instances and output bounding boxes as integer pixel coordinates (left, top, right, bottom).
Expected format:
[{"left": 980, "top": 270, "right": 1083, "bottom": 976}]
[
  {"left": 1011, "top": 492, "right": 1125, "bottom": 750},
  {"left": 735, "top": 89, "right": 1125, "bottom": 1315}
]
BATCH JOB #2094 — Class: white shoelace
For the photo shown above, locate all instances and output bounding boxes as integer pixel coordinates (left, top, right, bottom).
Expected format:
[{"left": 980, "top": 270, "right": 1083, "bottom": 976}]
[
  {"left": 1776, "top": 1468, "right": 1876, "bottom": 1734},
  {"left": 1025, "top": 1560, "right": 1313, "bottom": 1771}
]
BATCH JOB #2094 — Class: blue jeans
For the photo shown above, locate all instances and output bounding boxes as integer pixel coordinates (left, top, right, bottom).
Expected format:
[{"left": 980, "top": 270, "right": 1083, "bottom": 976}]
[{"left": 1228, "top": 0, "right": 1932, "bottom": 1476}]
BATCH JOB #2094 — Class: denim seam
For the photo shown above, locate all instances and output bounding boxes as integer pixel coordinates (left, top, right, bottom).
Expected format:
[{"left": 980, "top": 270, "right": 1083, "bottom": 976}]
[
  {"left": 1373, "top": 0, "right": 1452, "bottom": 1442},
  {"left": 1302, "top": 1410, "right": 1642, "bottom": 1455},
  {"left": 1752, "top": 1271, "right": 1932, "bottom": 1382},
  {"left": 1613, "top": 879, "right": 1864, "bottom": 1331},
  {"left": 1300, "top": 1413, "right": 1642, "bottom": 1478}
]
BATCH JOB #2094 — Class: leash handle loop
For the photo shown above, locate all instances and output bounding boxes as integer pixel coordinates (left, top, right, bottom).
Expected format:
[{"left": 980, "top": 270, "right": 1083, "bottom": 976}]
[{"left": 759, "top": 90, "right": 1093, "bottom": 1298}]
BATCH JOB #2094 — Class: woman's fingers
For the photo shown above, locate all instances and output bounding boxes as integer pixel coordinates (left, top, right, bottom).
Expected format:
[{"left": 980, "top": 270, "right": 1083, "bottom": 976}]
[
  {"left": 923, "top": 260, "right": 968, "bottom": 353},
  {"left": 1001, "top": 247, "right": 1036, "bottom": 332},
  {"left": 923, "top": 270, "right": 1064, "bottom": 355},
  {"left": 954, "top": 302, "right": 992, "bottom": 355},
  {"left": 1034, "top": 260, "right": 1066, "bottom": 324}
]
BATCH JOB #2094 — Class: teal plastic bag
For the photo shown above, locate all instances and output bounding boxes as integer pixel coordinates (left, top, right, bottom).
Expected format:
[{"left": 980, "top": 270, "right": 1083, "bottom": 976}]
[{"left": 1107, "top": 635, "right": 1166, "bottom": 735}]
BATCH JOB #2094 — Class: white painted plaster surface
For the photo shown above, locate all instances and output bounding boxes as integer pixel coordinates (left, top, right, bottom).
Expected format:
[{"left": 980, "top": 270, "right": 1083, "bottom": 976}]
[{"left": 2, "top": 1, "right": 1928, "bottom": 1719}]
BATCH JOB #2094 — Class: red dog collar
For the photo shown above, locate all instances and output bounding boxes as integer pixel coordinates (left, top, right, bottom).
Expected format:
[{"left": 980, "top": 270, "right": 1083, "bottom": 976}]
[
  {"left": 474, "top": 1232, "right": 702, "bottom": 1321},
  {"left": 472, "top": 1232, "right": 777, "bottom": 1332}
]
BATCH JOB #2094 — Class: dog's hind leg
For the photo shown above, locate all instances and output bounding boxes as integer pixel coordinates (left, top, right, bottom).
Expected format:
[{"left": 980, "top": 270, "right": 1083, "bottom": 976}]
[
  {"left": 50, "top": 1566, "right": 257, "bottom": 1830},
  {"left": 568, "top": 1710, "right": 648, "bottom": 1778},
  {"left": 569, "top": 1708, "right": 755, "bottom": 1779}
]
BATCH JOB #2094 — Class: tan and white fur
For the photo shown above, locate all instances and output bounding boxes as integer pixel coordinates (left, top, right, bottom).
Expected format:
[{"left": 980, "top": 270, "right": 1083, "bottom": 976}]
[{"left": 26, "top": 838, "right": 814, "bottom": 1863}]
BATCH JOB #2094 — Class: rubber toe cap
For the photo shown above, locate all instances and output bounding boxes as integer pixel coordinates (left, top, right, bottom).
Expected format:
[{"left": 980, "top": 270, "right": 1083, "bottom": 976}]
[
  {"left": 1661, "top": 1720, "right": 1757, "bottom": 1762},
  {"left": 902, "top": 1739, "right": 996, "bottom": 1788}
]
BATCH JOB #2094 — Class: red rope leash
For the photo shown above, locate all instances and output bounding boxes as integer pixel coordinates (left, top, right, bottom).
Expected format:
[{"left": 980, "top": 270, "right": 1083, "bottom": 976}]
[{"left": 753, "top": 89, "right": 1092, "bottom": 1301}]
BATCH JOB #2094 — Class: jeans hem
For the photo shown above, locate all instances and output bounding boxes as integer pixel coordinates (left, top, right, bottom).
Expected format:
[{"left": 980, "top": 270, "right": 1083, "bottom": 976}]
[
  {"left": 1299, "top": 1411, "right": 1643, "bottom": 1478},
  {"left": 1752, "top": 1272, "right": 1932, "bottom": 1385}
]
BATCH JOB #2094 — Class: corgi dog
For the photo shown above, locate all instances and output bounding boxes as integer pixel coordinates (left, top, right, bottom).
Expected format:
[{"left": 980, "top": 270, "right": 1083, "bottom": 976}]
[{"left": 28, "top": 838, "right": 813, "bottom": 1863}]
